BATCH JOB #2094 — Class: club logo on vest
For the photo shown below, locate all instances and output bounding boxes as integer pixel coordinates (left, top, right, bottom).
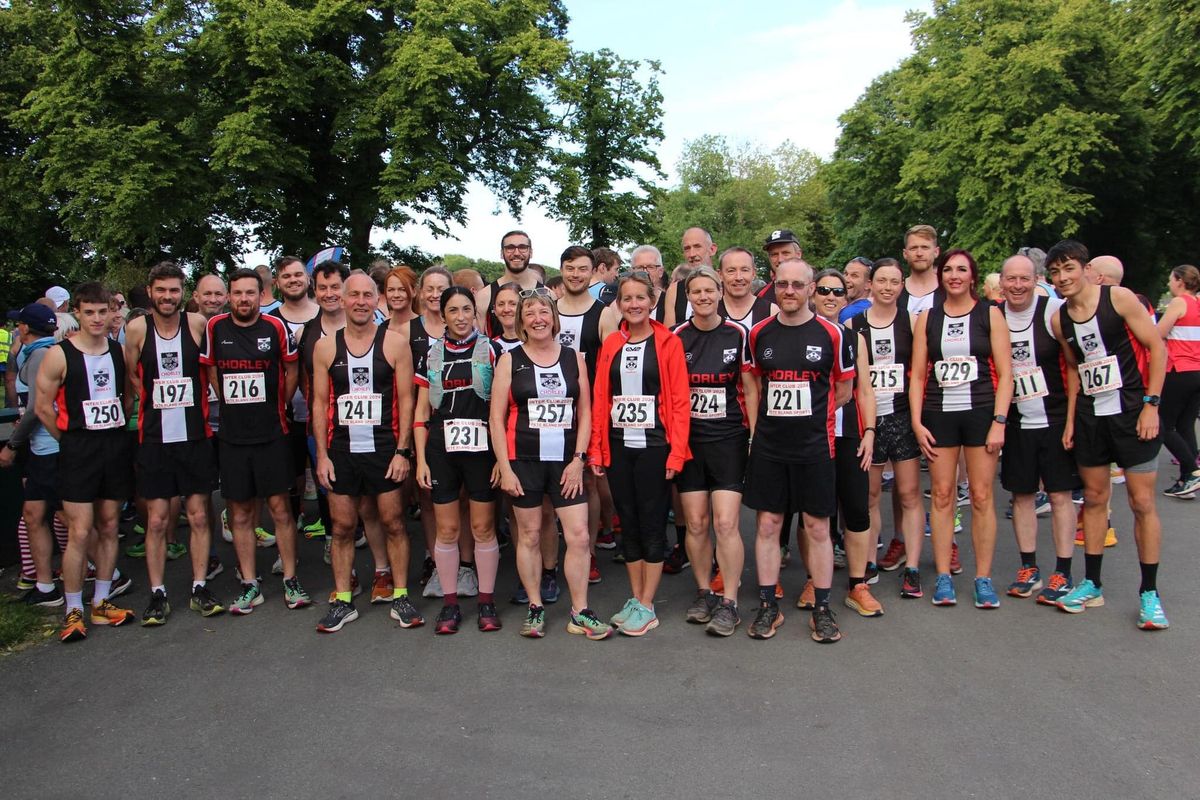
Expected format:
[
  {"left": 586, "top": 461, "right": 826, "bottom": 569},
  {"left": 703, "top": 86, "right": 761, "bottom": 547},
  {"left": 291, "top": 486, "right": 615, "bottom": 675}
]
[
  {"left": 947, "top": 321, "right": 965, "bottom": 340},
  {"left": 874, "top": 339, "right": 892, "bottom": 357},
  {"left": 160, "top": 351, "right": 179, "bottom": 371},
  {"left": 257, "top": 337, "right": 271, "bottom": 352},
  {"left": 1011, "top": 340, "right": 1030, "bottom": 362},
  {"left": 806, "top": 345, "right": 822, "bottom": 362},
  {"left": 539, "top": 373, "right": 563, "bottom": 393},
  {"left": 558, "top": 330, "right": 577, "bottom": 347},
  {"left": 352, "top": 367, "right": 370, "bottom": 387},
  {"left": 1081, "top": 333, "right": 1099, "bottom": 353},
  {"left": 723, "top": 348, "right": 738, "bottom": 364},
  {"left": 93, "top": 368, "right": 110, "bottom": 388}
]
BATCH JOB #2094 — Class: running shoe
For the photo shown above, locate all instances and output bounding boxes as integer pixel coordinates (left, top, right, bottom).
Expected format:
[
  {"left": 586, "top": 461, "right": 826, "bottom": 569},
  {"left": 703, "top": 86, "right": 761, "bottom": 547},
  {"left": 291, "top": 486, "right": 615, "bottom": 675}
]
[
  {"left": 710, "top": 567, "right": 725, "bottom": 594},
  {"left": 931, "top": 574, "right": 956, "bottom": 606},
  {"left": 685, "top": 590, "right": 719, "bottom": 624},
  {"left": 1007, "top": 566, "right": 1043, "bottom": 598},
  {"left": 419, "top": 555, "right": 435, "bottom": 586},
  {"left": 747, "top": 603, "right": 784, "bottom": 640},
  {"left": 879, "top": 539, "right": 906, "bottom": 571},
  {"left": 900, "top": 568, "right": 923, "bottom": 598},
  {"left": 124, "top": 541, "right": 146, "bottom": 558},
  {"left": 354, "top": 527, "right": 367, "bottom": 548},
  {"left": 60, "top": 608, "right": 87, "bottom": 643},
  {"left": 230, "top": 583, "right": 264, "bottom": 615},
  {"left": 612, "top": 550, "right": 626, "bottom": 564},
  {"left": 520, "top": 604, "right": 546, "bottom": 638},
  {"left": 301, "top": 517, "right": 326, "bottom": 538},
  {"left": 810, "top": 605, "right": 842, "bottom": 643},
  {"left": 1036, "top": 572, "right": 1073, "bottom": 606},
  {"left": 796, "top": 579, "right": 815, "bottom": 610},
  {"left": 205, "top": 556, "right": 224, "bottom": 581},
  {"left": 457, "top": 565, "right": 479, "bottom": 597},
  {"left": 132, "top": 523, "right": 145, "bottom": 537},
  {"left": 105, "top": 572, "right": 133, "bottom": 600},
  {"left": 618, "top": 602, "right": 659, "bottom": 636},
  {"left": 1034, "top": 491, "right": 1051, "bottom": 515},
  {"left": 973, "top": 577, "right": 1000, "bottom": 609},
  {"left": 1137, "top": 591, "right": 1169, "bottom": 630},
  {"left": 706, "top": 601, "right": 740, "bottom": 637},
  {"left": 389, "top": 596, "right": 424, "bottom": 627},
  {"left": 511, "top": 581, "right": 530, "bottom": 605},
  {"left": 434, "top": 604, "right": 462, "bottom": 635},
  {"left": 832, "top": 544, "right": 847, "bottom": 570},
  {"left": 91, "top": 598, "right": 136, "bottom": 626},
  {"left": 221, "top": 510, "right": 234, "bottom": 542},
  {"left": 422, "top": 569, "right": 443, "bottom": 598},
  {"left": 864, "top": 562, "right": 879, "bottom": 585},
  {"left": 954, "top": 510, "right": 963, "bottom": 533},
  {"left": 24, "top": 585, "right": 64, "bottom": 607},
  {"left": 662, "top": 544, "right": 689, "bottom": 575},
  {"left": 371, "top": 571, "right": 394, "bottom": 604},
  {"left": 190, "top": 585, "right": 225, "bottom": 617},
  {"left": 540, "top": 572, "right": 560, "bottom": 604},
  {"left": 141, "top": 590, "right": 170, "bottom": 626},
  {"left": 255, "top": 527, "right": 276, "bottom": 547},
  {"left": 588, "top": 555, "right": 601, "bottom": 584},
  {"left": 16, "top": 573, "right": 37, "bottom": 592},
  {"left": 780, "top": 544, "right": 791, "bottom": 568},
  {"left": 567, "top": 608, "right": 613, "bottom": 640},
  {"left": 610, "top": 597, "right": 639, "bottom": 628},
  {"left": 595, "top": 529, "right": 617, "bottom": 550},
  {"left": 166, "top": 542, "right": 187, "bottom": 560},
  {"left": 316, "top": 600, "right": 358, "bottom": 633},
  {"left": 1056, "top": 579, "right": 1104, "bottom": 614},
  {"left": 1075, "top": 527, "right": 1119, "bottom": 547},
  {"left": 880, "top": 474, "right": 895, "bottom": 491},
  {"left": 1110, "top": 466, "right": 1125, "bottom": 484},
  {"left": 407, "top": 502, "right": 421, "bottom": 519},
  {"left": 477, "top": 601, "right": 502, "bottom": 632},
  {"left": 949, "top": 542, "right": 963, "bottom": 575},
  {"left": 271, "top": 555, "right": 284, "bottom": 575},
  {"left": 1072, "top": 488, "right": 1084, "bottom": 505},
  {"left": 845, "top": 584, "right": 883, "bottom": 617},
  {"left": 283, "top": 576, "right": 311, "bottom": 609},
  {"left": 774, "top": 581, "right": 784, "bottom": 600}
]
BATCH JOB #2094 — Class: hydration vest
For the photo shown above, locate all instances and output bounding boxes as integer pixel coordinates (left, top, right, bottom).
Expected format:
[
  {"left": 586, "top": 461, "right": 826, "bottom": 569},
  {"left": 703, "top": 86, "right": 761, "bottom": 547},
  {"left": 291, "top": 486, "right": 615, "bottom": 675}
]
[{"left": 427, "top": 334, "right": 493, "bottom": 409}]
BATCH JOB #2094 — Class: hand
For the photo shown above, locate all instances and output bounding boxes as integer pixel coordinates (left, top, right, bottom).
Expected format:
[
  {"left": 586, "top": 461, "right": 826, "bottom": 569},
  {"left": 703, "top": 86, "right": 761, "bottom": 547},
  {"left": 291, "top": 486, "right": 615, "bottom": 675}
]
[
  {"left": 914, "top": 424, "right": 938, "bottom": 461},
  {"left": 1137, "top": 405, "right": 1160, "bottom": 441},
  {"left": 490, "top": 462, "right": 503, "bottom": 488},
  {"left": 1062, "top": 424, "right": 1074, "bottom": 451},
  {"left": 416, "top": 461, "right": 432, "bottom": 490},
  {"left": 590, "top": 463, "right": 606, "bottom": 477},
  {"left": 665, "top": 468, "right": 677, "bottom": 480},
  {"left": 560, "top": 459, "right": 584, "bottom": 500},
  {"left": 0, "top": 446, "right": 14, "bottom": 469},
  {"left": 857, "top": 431, "right": 875, "bottom": 471},
  {"left": 500, "top": 467, "right": 524, "bottom": 497},
  {"left": 316, "top": 455, "right": 336, "bottom": 491},
  {"left": 385, "top": 454, "right": 410, "bottom": 483},
  {"left": 985, "top": 422, "right": 1005, "bottom": 455}
]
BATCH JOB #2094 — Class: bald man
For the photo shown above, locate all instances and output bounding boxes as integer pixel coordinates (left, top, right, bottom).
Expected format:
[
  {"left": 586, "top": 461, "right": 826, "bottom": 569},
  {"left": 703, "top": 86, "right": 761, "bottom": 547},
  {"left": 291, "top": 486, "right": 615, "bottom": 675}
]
[{"left": 665, "top": 227, "right": 718, "bottom": 327}]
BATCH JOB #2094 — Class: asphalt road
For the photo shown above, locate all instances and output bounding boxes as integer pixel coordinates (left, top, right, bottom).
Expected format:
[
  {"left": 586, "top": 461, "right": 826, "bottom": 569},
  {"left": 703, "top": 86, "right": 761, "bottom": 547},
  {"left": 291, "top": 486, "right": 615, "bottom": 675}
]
[{"left": 2, "top": 456, "right": 1197, "bottom": 799}]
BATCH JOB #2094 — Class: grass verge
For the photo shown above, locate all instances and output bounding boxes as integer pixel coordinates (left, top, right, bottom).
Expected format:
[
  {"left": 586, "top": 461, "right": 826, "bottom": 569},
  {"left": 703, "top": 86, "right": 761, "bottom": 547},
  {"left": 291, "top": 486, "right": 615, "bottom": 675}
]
[{"left": 0, "top": 595, "right": 56, "bottom": 652}]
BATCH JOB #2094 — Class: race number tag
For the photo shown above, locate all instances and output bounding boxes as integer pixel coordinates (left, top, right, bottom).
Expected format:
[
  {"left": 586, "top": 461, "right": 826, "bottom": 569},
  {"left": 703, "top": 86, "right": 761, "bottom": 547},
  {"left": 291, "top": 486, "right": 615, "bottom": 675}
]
[
  {"left": 528, "top": 398, "right": 573, "bottom": 429},
  {"left": 82, "top": 398, "right": 124, "bottom": 430},
  {"left": 222, "top": 372, "right": 266, "bottom": 405},
  {"left": 152, "top": 377, "right": 194, "bottom": 409},
  {"left": 766, "top": 381, "right": 812, "bottom": 417},
  {"left": 1013, "top": 367, "right": 1048, "bottom": 401},
  {"left": 337, "top": 393, "right": 382, "bottom": 426},
  {"left": 1079, "top": 355, "right": 1122, "bottom": 396},
  {"left": 934, "top": 356, "right": 978, "bottom": 388},
  {"left": 869, "top": 364, "right": 905, "bottom": 395},
  {"left": 611, "top": 395, "right": 655, "bottom": 429},
  {"left": 444, "top": 418, "right": 487, "bottom": 452},
  {"left": 689, "top": 387, "right": 726, "bottom": 419}
]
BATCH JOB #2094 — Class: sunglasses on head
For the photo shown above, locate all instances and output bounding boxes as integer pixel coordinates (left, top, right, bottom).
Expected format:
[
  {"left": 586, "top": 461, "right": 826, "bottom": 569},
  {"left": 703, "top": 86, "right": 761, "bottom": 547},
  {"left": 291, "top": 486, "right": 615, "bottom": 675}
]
[
  {"left": 519, "top": 286, "right": 552, "bottom": 300},
  {"left": 815, "top": 286, "right": 847, "bottom": 297}
]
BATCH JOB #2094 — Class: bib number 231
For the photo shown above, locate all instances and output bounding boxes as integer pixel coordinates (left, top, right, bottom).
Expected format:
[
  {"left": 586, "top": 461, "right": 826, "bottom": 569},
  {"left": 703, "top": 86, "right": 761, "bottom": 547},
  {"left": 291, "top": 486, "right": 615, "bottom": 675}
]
[{"left": 444, "top": 419, "right": 487, "bottom": 453}]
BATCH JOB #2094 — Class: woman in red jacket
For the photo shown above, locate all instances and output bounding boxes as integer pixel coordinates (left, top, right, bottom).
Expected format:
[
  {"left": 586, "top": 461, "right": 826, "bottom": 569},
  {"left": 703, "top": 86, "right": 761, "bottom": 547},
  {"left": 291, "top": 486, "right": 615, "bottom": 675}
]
[{"left": 589, "top": 271, "right": 691, "bottom": 636}]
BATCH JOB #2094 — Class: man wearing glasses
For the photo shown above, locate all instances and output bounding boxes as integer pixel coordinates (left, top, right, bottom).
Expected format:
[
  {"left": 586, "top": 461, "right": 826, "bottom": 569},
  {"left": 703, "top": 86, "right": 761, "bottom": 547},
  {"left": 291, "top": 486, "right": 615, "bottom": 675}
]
[{"left": 477, "top": 230, "right": 542, "bottom": 338}]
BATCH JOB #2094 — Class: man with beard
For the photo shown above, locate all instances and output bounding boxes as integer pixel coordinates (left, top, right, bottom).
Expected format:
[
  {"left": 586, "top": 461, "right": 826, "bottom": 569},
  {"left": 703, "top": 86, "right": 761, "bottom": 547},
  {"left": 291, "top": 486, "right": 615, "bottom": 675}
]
[
  {"left": 201, "top": 268, "right": 311, "bottom": 615},
  {"left": 901, "top": 224, "right": 940, "bottom": 317},
  {"left": 123, "top": 262, "right": 223, "bottom": 624},
  {"left": 476, "top": 231, "right": 542, "bottom": 337},
  {"left": 665, "top": 227, "right": 718, "bottom": 327}
]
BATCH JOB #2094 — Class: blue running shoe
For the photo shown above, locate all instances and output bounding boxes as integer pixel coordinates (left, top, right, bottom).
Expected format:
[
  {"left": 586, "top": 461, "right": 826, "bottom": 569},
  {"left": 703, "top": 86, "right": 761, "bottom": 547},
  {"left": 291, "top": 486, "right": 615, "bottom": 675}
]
[
  {"left": 932, "top": 574, "right": 956, "bottom": 606},
  {"left": 540, "top": 572, "right": 560, "bottom": 604},
  {"left": 1137, "top": 591, "right": 1169, "bottom": 630},
  {"left": 1007, "top": 566, "right": 1043, "bottom": 598},
  {"left": 1056, "top": 579, "right": 1104, "bottom": 614},
  {"left": 1036, "top": 572, "right": 1073, "bottom": 606},
  {"left": 974, "top": 577, "right": 1000, "bottom": 609}
]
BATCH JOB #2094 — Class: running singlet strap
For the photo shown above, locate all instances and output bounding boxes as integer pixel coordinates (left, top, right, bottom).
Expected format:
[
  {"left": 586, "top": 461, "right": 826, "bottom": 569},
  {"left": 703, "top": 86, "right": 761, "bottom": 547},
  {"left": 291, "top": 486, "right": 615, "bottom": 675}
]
[
  {"left": 329, "top": 326, "right": 397, "bottom": 454},
  {"left": 1003, "top": 295, "right": 1068, "bottom": 429},
  {"left": 506, "top": 346, "right": 581, "bottom": 462},
  {"left": 851, "top": 307, "right": 913, "bottom": 420},
  {"left": 556, "top": 299, "right": 605, "bottom": 383},
  {"left": 55, "top": 338, "right": 127, "bottom": 433},
  {"left": 922, "top": 301, "right": 997, "bottom": 414},
  {"left": 137, "top": 312, "right": 210, "bottom": 444}
]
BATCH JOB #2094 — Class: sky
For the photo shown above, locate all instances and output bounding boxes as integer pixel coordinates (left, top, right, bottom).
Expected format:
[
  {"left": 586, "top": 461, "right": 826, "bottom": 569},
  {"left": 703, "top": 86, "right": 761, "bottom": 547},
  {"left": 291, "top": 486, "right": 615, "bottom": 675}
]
[{"left": 252, "top": 0, "right": 918, "bottom": 265}]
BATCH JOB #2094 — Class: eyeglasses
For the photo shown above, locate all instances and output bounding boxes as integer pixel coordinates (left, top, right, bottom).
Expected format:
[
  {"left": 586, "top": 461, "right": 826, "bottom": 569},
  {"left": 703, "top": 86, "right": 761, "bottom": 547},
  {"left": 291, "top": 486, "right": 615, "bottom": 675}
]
[
  {"left": 773, "top": 280, "right": 808, "bottom": 292},
  {"left": 815, "top": 286, "right": 847, "bottom": 297},
  {"left": 519, "top": 286, "right": 552, "bottom": 299},
  {"left": 619, "top": 270, "right": 651, "bottom": 280},
  {"left": 502, "top": 244, "right": 531, "bottom": 253}
]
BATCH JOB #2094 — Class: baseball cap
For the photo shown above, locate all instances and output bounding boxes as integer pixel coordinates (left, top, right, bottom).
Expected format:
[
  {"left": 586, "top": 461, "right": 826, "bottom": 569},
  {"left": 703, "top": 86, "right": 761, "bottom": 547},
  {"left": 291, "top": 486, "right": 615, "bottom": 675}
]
[
  {"left": 763, "top": 229, "right": 800, "bottom": 249},
  {"left": 6, "top": 303, "right": 58, "bottom": 333},
  {"left": 45, "top": 285, "right": 70, "bottom": 307}
]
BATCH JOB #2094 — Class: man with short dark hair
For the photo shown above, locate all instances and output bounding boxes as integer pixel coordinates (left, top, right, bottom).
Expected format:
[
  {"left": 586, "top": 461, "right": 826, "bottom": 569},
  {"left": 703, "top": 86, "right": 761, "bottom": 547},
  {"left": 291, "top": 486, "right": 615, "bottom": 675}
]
[
  {"left": 590, "top": 247, "right": 621, "bottom": 303},
  {"left": 476, "top": 230, "right": 541, "bottom": 336},
  {"left": 841, "top": 257, "right": 873, "bottom": 323},
  {"left": 901, "top": 224, "right": 940, "bottom": 316}
]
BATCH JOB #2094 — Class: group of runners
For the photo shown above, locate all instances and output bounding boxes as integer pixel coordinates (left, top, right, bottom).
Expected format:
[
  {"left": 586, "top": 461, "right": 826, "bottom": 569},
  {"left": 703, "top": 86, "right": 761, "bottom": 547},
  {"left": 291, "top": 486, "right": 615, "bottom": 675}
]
[{"left": 2, "top": 223, "right": 1175, "bottom": 646}]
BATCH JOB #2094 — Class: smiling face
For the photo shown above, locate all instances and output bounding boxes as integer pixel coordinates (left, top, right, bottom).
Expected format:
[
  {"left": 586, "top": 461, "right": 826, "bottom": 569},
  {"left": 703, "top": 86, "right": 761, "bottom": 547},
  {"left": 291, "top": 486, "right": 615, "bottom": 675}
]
[
  {"left": 501, "top": 233, "right": 532, "bottom": 274},
  {"left": 276, "top": 260, "right": 309, "bottom": 302},
  {"left": 314, "top": 269, "right": 344, "bottom": 315},
  {"left": 686, "top": 274, "right": 722, "bottom": 318},
  {"left": 1048, "top": 258, "right": 1088, "bottom": 299},
  {"left": 617, "top": 278, "right": 654, "bottom": 326},
  {"left": 844, "top": 262, "right": 870, "bottom": 300},
  {"left": 719, "top": 251, "right": 755, "bottom": 299},
  {"left": 870, "top": 265, "right": 904, "bottom": 306},
  {"left": 766, "top": 242, "right": 801, "bottom": 275},
  {"left": 385, "top": 275, "right": 412, "bottom": 314},
  {"left": 939, "top": 254, "right": 974, "bottom": 298},
  {"left": 420, "top": 273, "right": 451, "bottom": 316},
  {"left": 631, "top": 249, "right": 664, "bottom": 289},
  {"left": 195, "top": 276, "right": 227, "bottom": 318},
  {"left": 443, "top": 292, "right": 477, "bottom": 339},
  {"left": 814, "top": 275, "right": 847, "bottom": 322},
  {"left": 1001, "top": 256, "right": 1036, "bottom": 311},
  {"left": 681, "top": 228, "right": 715, "bottom": 266},
  {"left": 229, "top": 276, "right": 261, "bottom": 322},
  {"left": 559, "top": 255, "right": 594, "bottom": 296},
  {"left": 149, "top": 277, "right": 183, "bottom": 318},
  {"left": 519, "top": 296, "right": 556, "bottom": 343},
  {"left": 343, "top": 274, "right": 377, "bottom": 327},
  {"left": 493, "top": 287, "right": 519, "bottom": 332}
]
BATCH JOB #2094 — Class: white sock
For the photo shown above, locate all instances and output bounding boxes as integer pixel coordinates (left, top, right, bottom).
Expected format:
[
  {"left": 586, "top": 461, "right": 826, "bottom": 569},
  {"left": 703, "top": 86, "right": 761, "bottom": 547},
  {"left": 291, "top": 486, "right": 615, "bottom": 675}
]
[
  {"left": 36, "top": 582, "right": 55, "bottom": 594},
  {"left": 93, "top": 579, "right": 112, "bottom": 604},
  {"left": 192, "top": 580, "right": 205, "bottom": 591},
  {"left": 65, "top": 591, "right": 83, "bottom": 612},
  {"left": 151, "top": 584, "right": 166, "bottom": 596}
]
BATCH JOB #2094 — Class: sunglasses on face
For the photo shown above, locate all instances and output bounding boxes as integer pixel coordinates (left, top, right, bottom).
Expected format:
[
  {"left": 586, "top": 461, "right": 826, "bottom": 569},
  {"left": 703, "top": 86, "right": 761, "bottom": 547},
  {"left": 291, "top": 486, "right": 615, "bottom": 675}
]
[
  {"left": 774, "top": 280, "right": 808, "bottom": 292},
  {"left": 815, "top": 286, "right": 847, "bottom": 297}
]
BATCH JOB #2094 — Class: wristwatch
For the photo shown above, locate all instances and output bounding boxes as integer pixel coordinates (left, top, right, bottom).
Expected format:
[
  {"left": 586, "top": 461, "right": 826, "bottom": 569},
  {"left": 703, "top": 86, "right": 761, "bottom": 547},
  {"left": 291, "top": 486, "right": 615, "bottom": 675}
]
[
  {"left": 574, "top": 451, "right": 588, "bottom": 463},
  {"left": 1143, "top": 395, "right": 1161, "bottom": 407},
  {"left": 992, "top": 414, "right": 1008, "bottom": 425},
  {"left": 395, "top": 447, "right": 415, "bottom": 459}
]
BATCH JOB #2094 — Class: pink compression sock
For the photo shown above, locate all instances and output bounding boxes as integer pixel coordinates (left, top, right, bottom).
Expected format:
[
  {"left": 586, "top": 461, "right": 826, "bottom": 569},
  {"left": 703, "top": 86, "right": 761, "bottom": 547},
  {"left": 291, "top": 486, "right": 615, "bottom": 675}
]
[
  {"left": 434, "top": 542, "right": 460, "bottom": 597},
  {"left": 474, "top": 541, "right": 500, "bottom": 595}
]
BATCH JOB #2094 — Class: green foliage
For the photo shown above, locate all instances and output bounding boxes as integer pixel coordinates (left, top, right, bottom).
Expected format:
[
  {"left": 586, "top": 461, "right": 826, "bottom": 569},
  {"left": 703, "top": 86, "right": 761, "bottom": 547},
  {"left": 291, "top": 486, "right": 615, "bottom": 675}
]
[
  {"left": 541, "top": 48, "right": 664, "bottom": 248},
  {"left": 0, "top": 596, "right": 55, "bottom": 651},
  {"left": 649, "top": 136, "right": 835, "bottom": 274},
  {"left": 442, "top": 254, "right": 507, "bottom": 283}
]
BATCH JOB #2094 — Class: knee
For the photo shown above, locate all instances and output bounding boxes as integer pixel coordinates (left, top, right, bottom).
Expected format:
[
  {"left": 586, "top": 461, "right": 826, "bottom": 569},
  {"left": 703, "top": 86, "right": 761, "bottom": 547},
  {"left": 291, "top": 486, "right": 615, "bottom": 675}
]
[
  {"left": 969, "top": 486, "right": 993, "bottom": 512},
  {"left": 331, "top": 523, "right": 356, "bottom": 541},
  {"left": 1082, "top": 485, "right": 1109, "bottom": 508},
  {"left": 472, "top": 524, "right": 496, "bottom": 544},
  {"left": 1128, "top": 490, "right": 1157, "bottom": 518},
  {"left": 712, "top": 514, "right": 739, "bottom": 541},
  {"left": 930, "top": 485, "right": 955, "bottom": 511}
]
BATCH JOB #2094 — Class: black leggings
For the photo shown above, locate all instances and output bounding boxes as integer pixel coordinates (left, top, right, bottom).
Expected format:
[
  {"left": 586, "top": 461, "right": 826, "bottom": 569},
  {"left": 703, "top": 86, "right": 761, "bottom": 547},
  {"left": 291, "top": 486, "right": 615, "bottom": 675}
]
[
  {"left": 1161, "top": 370, "right": 1200, "bottom": 479},
  {"left": 608, "top": 444, "right": 670, "bottom": 564}
]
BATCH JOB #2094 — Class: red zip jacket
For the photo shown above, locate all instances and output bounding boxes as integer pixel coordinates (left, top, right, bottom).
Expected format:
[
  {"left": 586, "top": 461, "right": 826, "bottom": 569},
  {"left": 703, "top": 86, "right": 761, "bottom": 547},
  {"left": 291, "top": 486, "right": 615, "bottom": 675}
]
[{"left": 589, "top": 319, "right": 692, "bottom": 472}]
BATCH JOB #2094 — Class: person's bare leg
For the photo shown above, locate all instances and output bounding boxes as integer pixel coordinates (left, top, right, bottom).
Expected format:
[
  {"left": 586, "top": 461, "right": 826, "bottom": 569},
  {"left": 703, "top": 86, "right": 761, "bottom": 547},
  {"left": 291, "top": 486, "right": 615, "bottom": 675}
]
[
  {"left": 679, "top": 490, "right": 714, "bottom": 591},
  {"left": 265, "top": 493, "right": 297, "bottom": 579},
  {"left": 928, "top": 447, "right": 960, "bottom": 574},
  {"left": 711, "top": 490, "right": 744, "bottom": 605}
]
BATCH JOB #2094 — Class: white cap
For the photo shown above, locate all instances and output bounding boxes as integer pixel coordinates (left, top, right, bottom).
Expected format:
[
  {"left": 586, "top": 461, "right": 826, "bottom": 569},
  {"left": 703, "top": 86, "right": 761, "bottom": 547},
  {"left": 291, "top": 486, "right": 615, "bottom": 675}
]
[{"left": 45, "top": 285, "right": 70, "bottom": 308}]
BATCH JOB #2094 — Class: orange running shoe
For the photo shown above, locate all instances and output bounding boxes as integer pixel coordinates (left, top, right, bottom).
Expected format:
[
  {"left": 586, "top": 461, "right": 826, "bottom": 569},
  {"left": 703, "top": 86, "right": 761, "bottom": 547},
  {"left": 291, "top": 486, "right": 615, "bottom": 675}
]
[
  {"left": 710, "top": 567, "right": 724, "bottom": 594},
  {"left": 588, "top": 554, "right": 601, "bottom": 584},
  {"left": 795, "top": 578, "right": 815, "bottom": 609},
  {"left": 1105, "top": 528, "right": 1118, "bottom": 547},
  {"left": 60, "top": 608, "right": 87, "bottom": 643},
  {"left": 371, "top": 570, "right": 394, "bottom": 604},
  {"left": 845, "top": 583, "right": 883, "bottom": 617},
  {"left": 90, "top": 599, "right": 135, "bottom": 626}
]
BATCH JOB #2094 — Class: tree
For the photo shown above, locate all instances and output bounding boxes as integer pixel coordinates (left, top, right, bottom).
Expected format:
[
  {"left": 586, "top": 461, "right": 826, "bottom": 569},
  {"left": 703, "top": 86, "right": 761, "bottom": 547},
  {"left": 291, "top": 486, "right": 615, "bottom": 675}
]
[
  {"left": 541, "top": 48, "right": 664, "bottom": 248},
  {"left": 649, "top": 136, "right": 835, "bottom": 273}
]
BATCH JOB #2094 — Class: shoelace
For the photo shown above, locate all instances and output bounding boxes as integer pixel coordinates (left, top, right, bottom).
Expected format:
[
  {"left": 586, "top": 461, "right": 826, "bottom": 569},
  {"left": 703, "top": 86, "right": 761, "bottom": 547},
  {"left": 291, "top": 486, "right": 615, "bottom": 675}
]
[
  {"left": 936, "top": 575, "right": 954, "bottom": 594},
  {"left": 65, "top": 609, "right": 84, "bottom": 625},
  {"left": 1046, "top": 573, "right": 1068, "bottom": 591},
  {"left": 1015, "top": 567, "right": 1038, "bottom": 584}
]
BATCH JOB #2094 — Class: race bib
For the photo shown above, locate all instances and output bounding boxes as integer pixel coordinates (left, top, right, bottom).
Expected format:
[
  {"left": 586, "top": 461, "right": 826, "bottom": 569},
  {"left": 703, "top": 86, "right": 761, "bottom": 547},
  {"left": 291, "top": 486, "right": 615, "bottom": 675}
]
[
  {"left": 444, "top": 418, "right": 487, "bottom": 453},
  {"left": 152, "top": 377, "right": 194, "bottom": 410},
  {"left": 337, "top": 393, "right": 382, "bottom": 426},
  {"left": 689, "top": 387, "right": 726, "bottom": 419},
  {"left": 1079, "top": 355, "right": 1122, "bottom": 396},
  {"left": 869, "top": 364, "right": 905, "bottom": 395},
  {"left": 766, "top": 381, "right": 812, "bottom": 417},
  {"left": 222, "top": 372, "right": 266, "bottom": 405},
  {"left": 1013, "top": 367, "right": 1048, "bottom": 401},
  {"left": 611, "top": 395, "right": 655, "bottom": 429},
  {"left": 82, "top": 398, "right": 124, "bottom": 430},
  {"left": 934, "top": 356, "right": 978, "bottom": 388},
  {"left": 528, "top": 398, "right": 573, "bottom": 429}
]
